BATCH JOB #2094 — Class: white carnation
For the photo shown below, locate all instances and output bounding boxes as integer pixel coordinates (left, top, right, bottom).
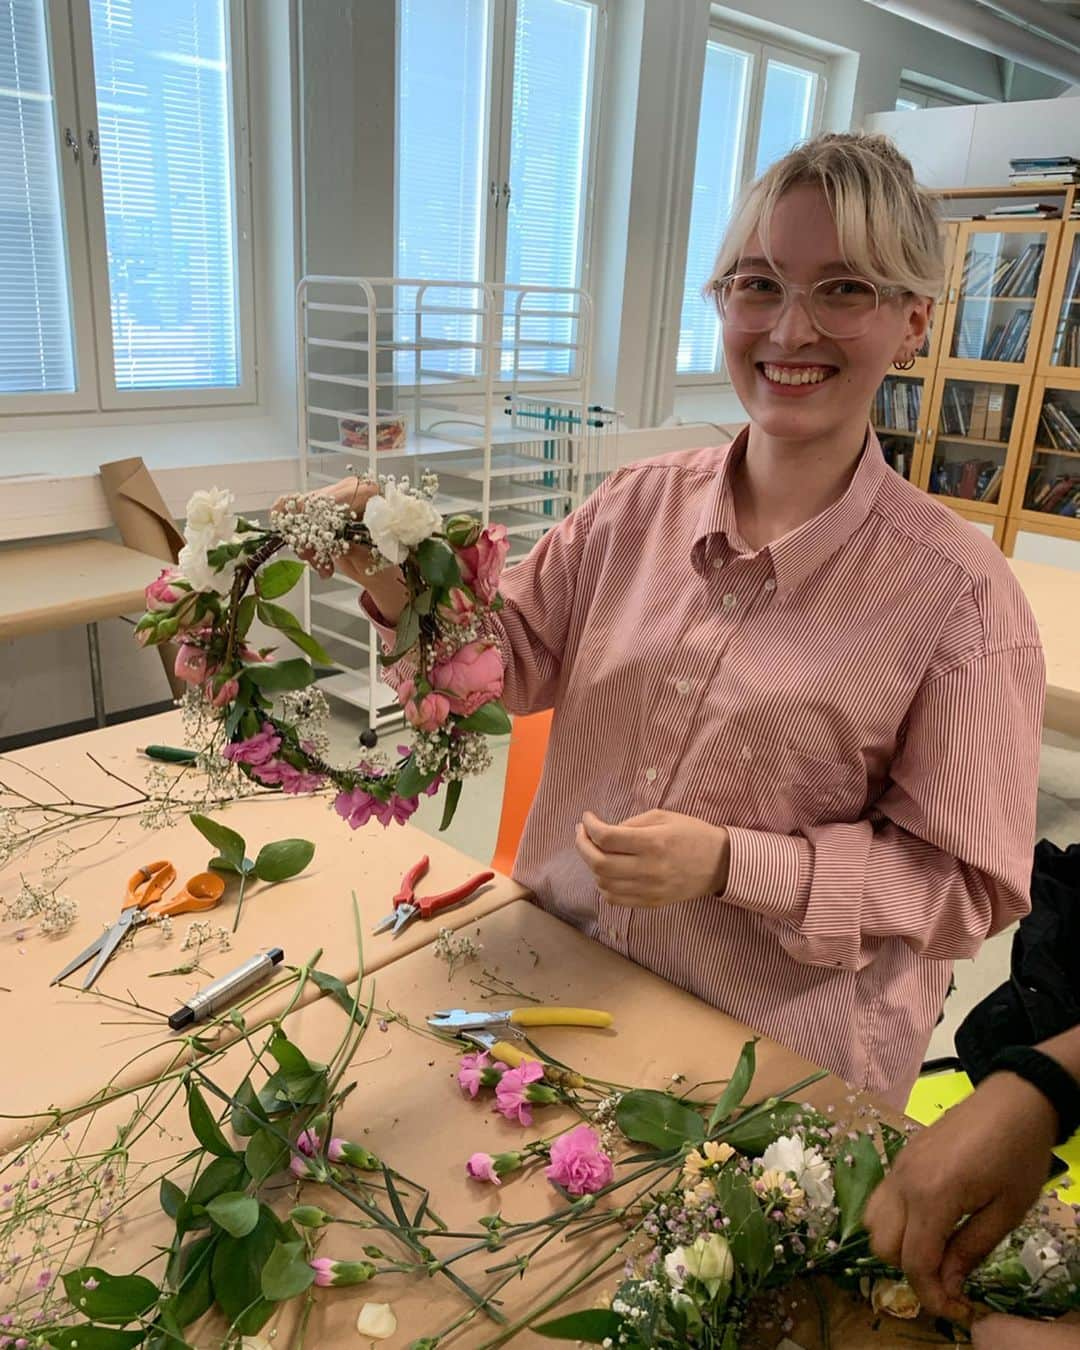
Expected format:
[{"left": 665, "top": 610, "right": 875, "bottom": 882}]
[
  {"left": 1019, "top": 1232, "right": 1062, "bottom": 1283},
  {"left": 761, "top": 1133, "right": 834, "bottom": 1209},
  {"left": 185, "top": 487, "right": 237, "bottom": 546},
  {"left": 362, "top": 480, "right": 442, "bottom": 565},
  {"left": 178, "top": 538, "right": 237, "bottom": 596}
]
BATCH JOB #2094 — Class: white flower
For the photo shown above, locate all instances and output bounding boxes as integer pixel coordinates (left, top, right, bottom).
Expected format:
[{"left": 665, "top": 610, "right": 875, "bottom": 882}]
[
  {"left": 355, "top": 1303, "right": 397, "bottom": 1339},
  {"left": 178, "top": 538, "right": 237, "bottom": 596},
  {"left": 185, "top": 487, "right": 237, "bottom": 545},
  {"left": 1019, "top": 1232, "right": 1062, "bottom": 1283},
  {"left": 664, "top": 1246, "right": 689, "bottom": 1291},
  {"left": 761, "top": 1133, "right": 834, "bottom": 1209},
  {"left": 664, "top": 1235, "right": 733, "bottom": 1299},
  {"left": 870, "top": 1278, "right": 921, "bottom": 1319},
  {"left": 362, "top": 479, "right": 442, "bottom": 564}
]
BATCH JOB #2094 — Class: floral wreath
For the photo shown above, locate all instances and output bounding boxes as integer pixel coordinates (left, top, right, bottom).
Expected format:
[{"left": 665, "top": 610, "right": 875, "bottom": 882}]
[{"left": 135, "top": 475, "right": 510, "bottom": 831}]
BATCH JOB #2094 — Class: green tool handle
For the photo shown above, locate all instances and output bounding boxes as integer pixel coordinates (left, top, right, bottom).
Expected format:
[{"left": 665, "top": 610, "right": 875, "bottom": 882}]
[{"left": 141, "top": 744, "right": 199, "bottom": 764}]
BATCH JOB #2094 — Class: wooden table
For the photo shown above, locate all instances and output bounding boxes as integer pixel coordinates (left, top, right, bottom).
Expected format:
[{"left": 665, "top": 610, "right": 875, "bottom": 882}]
[
  {"left": 1009, "top": 557, "right": 1080, "bottom": 739},
  {"left": 0, "top": 712, "right": 526, "bottom": 1151},
  {"left": 0, "top": 538, "right": 165, "bottom": 727},
  {"left": 0, "top": 900, "right": 923, "bottom": 1349}
]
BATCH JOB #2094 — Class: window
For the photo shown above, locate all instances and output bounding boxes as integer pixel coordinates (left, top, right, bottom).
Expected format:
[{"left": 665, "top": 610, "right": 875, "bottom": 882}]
[
  {"left": 676, "top": 29, "right": 825, "bottom": 378},
  {"left": 0, "top": 0, "right": 253, "bottom": 414},
  {"left": 895, "top": 81, "right": 968, "bottom": 111},
  {"left": 396, "top": 0, "right": 601, "bottom": 379}
]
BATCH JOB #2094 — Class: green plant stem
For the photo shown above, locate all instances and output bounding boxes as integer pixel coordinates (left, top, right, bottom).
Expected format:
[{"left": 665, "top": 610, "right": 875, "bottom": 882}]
[{"left": 232, "top": 868, "right": 250, "bottom": 933}]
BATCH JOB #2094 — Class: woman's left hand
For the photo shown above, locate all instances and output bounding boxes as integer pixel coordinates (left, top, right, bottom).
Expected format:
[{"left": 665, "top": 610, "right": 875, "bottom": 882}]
[{"left": 575, "top": 810, "right": 730, "bottom": 907}]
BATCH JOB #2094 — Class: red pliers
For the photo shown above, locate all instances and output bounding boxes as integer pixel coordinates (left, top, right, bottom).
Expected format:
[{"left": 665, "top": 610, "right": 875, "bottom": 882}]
[{"left": 371, "top": 856, "right": 495, "bottom": 938}]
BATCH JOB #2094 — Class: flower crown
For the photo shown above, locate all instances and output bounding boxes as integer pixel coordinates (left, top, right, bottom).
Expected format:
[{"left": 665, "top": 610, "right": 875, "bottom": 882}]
[{"left": 135, "top": 477, "right": 510, "bottom": 831}]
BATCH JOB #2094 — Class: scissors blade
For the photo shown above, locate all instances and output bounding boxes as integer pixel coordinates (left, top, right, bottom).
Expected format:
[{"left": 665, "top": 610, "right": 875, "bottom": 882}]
[
  {"left": 51, "top": 932, "right": 109, "bottom": 986},
  {"left": 81, "top": 911, "right": 136, "bottom": 989}
]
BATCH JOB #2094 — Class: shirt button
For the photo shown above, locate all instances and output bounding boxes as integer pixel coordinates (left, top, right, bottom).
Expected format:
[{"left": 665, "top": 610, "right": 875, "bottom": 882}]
[
  {"left": 608, "top": 928, "right": 619, "bottom": 942},
  {"left": 644, "top": 766, "right": 658, "bottom": 782},
  {"left": 764, "top": 578, "right": 777, "bottom": 592},
  {"left": 675, "top": 678, "right": 691, "bottom": 695},
  {"left": 722, "top": 592, "right": 737, "bottom": 609},
  {"left": 711, "top": 558, "right": 723, "bottom": 571}
]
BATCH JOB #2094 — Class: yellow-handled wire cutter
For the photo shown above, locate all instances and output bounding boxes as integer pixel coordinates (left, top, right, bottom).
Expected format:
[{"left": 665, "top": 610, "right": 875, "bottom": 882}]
[{"left": 428, "top": 1006, "right": 613, "bottom": 1088}]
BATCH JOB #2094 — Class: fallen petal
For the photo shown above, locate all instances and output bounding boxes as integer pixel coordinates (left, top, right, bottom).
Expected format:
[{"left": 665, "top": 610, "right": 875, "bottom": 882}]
[{"left": 356, "top": 1302, "right": 397, "bottom": 1340}]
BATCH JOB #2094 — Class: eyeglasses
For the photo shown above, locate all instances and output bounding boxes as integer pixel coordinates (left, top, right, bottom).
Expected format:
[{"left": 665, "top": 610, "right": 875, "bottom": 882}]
[{"left": 712, "top": 273, "right": 905, "bottom": 339}]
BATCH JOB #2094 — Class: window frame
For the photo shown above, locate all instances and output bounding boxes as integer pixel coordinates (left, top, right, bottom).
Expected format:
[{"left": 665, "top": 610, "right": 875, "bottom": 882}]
[
  {"left": 4, "top": 0, "right": 258, "bottom": 417},
  {"left": 675, "top": 22, "right": 827, "bottom": 387}
]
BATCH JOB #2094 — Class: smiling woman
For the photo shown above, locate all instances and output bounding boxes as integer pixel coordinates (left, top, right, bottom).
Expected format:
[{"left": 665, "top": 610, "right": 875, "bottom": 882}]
[{"left": 308, "top": 132, "right": 1045, "bottom": 1110}]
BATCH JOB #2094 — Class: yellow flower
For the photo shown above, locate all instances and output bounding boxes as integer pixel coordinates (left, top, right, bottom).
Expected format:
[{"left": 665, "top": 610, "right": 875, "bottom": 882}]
[
  {"left": 682, "top": 1148, "right": 706, "bottom": 1179},
  {"left": 683, "top": 1180, "right": 716, "bottom": 1207},
  {"left": 703, "top": 1141, "right": 735, "bottom": 1166}
]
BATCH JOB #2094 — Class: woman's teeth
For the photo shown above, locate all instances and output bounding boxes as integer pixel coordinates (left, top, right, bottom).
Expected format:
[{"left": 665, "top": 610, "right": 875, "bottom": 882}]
[{"left": 760, "top": 363, "right": 834, "bottom": 385}]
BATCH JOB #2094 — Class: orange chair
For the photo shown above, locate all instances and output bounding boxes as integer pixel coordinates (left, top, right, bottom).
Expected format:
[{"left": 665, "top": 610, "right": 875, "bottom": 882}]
[{"left": 491, "top": 709, "right": 554, "bottom": 875}]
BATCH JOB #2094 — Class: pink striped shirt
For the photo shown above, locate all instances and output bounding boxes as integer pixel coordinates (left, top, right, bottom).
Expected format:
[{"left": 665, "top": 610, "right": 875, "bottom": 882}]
[{"left": 374, "top": 433, "right": 1045, "bottom": 1103}]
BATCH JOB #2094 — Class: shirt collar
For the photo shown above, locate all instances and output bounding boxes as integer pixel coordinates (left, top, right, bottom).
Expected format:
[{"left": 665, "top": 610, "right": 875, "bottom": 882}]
[{"left": 692, "top": 426, "right": 889, "bottom": 597}]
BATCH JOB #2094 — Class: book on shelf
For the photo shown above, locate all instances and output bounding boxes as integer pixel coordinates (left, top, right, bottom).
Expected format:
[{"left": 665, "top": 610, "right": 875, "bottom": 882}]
[
  {"left": 970, "top": 384, "right": 990, "bottom": 438},
  {"left": 986, "top": 204, "right": 1061, "bottom": 218},
  {"left": 1009, "top": 156, "right": 1080, "bottom": 172},
  {"left": 979, "top": 464, "right": 1004, "bottom": 503},
  {"left": 1043, "top": 400, "right": 1080, "bottom": 450},
  {"left": 984, "top": 387, "right": 1007, "bottom": 440}
]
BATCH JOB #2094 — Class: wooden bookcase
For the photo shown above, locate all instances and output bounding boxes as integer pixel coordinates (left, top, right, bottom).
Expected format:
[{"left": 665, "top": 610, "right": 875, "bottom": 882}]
[{"left": 873, "top": 184, "right": 1080, "bottom": 554}]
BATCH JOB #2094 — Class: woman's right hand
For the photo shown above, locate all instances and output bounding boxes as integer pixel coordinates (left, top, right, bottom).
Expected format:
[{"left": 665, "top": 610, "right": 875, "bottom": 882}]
[{"left": 272, "top": 476, "right": 409, "bottom": 622}]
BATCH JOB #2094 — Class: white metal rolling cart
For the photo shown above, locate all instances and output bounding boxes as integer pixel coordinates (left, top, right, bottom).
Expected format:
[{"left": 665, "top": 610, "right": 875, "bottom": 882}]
[{"left": 295, "top": 275, "right": 614, "bottom": 732}]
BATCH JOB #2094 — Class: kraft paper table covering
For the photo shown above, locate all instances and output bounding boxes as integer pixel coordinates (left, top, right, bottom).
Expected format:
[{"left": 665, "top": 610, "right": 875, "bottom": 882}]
[
  {"left": 1008, "top": 556, "right": 1080, "bottom": 740},
  {"left": 0, "top": 540, "right": 166, "bottom": 640},
  {"left": 0, "top": 900, "right": 926, "bottom": 1350},
  {"left": 97, "top": 457, "right": 185, "bottom": 566},
  {"left": 0, "top": 712, "right": 526, "bottom": 1151}
]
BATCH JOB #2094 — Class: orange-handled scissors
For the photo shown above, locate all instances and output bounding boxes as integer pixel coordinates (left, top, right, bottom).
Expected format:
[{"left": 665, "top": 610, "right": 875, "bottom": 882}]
[{"left": 51, "top": 861, "right": 226, "bottom": 989}]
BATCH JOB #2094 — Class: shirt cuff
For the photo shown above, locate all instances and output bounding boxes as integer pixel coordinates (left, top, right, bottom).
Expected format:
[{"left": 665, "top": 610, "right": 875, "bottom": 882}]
[
  {"left": 359, "top": 591, "right": 397, "bottom": 650},
  {"left": 722, "top": 826, "right": 813, "bottom": 917}
]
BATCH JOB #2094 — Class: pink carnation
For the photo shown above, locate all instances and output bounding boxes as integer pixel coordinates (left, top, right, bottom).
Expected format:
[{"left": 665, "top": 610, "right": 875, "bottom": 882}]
[
  {"left": 372, "top": 793, "right": 420, "bottom": 826},
  {"left": 545, "top": 1125, "right": 613, "bottom": 1196},
  {"left": 466, "top": 1152, "right": 500, "bottom": 1185},
  {"left": 456, "top": 524, "right": 509, "bottom": 604},
  {"left": 251, "top": 759, "right": 325, "bottom": 794},
  {"left": 296, "top": 1128, "right": 321, "bottom": 1156},
  {"left": 335, "top": 787, "right": 378, "bottom": 829},
  {"left": 494, "top": 1061, "right": 545, "bottom": 1126},
  {"left": 458, "top": 1050, "right": 498, "bottom": 1098},
  {"left": 223, "top": 723, "right": 281, "bottom": 767},
  {"left": 207, "top": 674, "right": 239, "bottom": 708},
  {"left": 431, "top": 640, "right": 504, "bottom": 717}
]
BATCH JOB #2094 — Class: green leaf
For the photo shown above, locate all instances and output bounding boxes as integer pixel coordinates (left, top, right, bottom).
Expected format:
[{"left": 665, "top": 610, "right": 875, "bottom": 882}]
[
  {"left": 720, "top": 1101, "right": 806, "bottom": 1156},
  {"left": 395, "top": 756, "right": 440, "bottom": 800},
  {"left": 715, "top": 1169, "right": 773, "bottom": 1282},
  {"left": 256, "top": 559, "right": 305, "bottom": 600},
  {"left": 170, "top": 1233, "right": 216, "bottom": 1328},
  {"left": 268, "top": 1029, "right": 315, "bottom": 1076},
  {"left": 380, "top": 603, "right": 420, "bottom": 664},
  {"left": 60, "top": 1268, "right": 159, "bottom": 1324},
  {"left": 245, "top": 1127, "right": 291, "bottom": 1185},
  {"left": 615, "top": 1089, "right": 705, "bottom": 1151},
  {"left": 45, "top": 1328, "right": 147, "bottom": 1350},
  {"left": 208, "top": 856, "right": 242, "bottom": 875},
  {"left": 159, "top": 1177, "right": 185, "bottom": 1221},
  {"left": 235, "top": 592, "right": 257, "bottom": 640},
  {"left": 455, "top": 700, "right": 512, "bottom": 735},
  {"left": 414, "top": 587, "right": 434, "bottom": 615},
  {"left": 256, "top": 1066, "right": 326, "bottom": 1115},
  {"left": 881, "top": 1122, "right": 907, "bottom": 1165},
  {"left": 252, "top": 838, "right": 315, "bottom": 884},
  {"left": 246, "top": 657, "right": 316, "bottom": 693},
  {"left": 439, "top": 777, "right": 463, "bottom": 832},
  {"left": 189, "top": 814, "right": 247, "bottom": 874},
  {"left": 417, "top": 537, "right": 461, "bottom": 589},
  {"left": 188, "top": 1155, "right": 247, "bottom": 1208},
  {"left": 310, "top": 968, "right": 365, "bottom": 1023},
  {"left": 708, "top": 1039, "right": 757, "bottom": 1132},
  {"left": 835, "top": 1130, "right": 885, "bottom": 1242},
  {"left": 186, "top": 1081, "right": 236, "bottom": 1157},
  {"left": 211, "top": 1204, "right": 279, "bottom": 1335},
  {"left": 230, "top": 1077, "right": 269, "bottom": 1137},
  {"left": 256, "top": 600, "right": 332, "bottom": 664},
  {"left": 261, "top": 1239, "right": 316, "bottom": 1301},
  {"left": 146, "top": 1299, "right": 193, "bottom": 1350},
  {"left": 207, "top": 1192, "right": 259, "bottom": 1238},
  {"left": 535, "top": 1309, "right": 624, "bottom": 1341}
]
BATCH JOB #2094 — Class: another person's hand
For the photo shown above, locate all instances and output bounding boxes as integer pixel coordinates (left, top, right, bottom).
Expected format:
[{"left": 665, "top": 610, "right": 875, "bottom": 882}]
[
  {"left": 864, "top": 1074, "right": 1058, "bottom": 1322},
  {"left": 973, "top": 1313, "right": 1080, "bottom": 1348},
  {"left": 574, "top": 809, "right": 730, "bottom": 907}
]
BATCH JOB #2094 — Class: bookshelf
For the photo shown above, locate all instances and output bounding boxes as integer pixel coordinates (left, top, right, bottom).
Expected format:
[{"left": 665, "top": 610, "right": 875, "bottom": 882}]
[{"left": 872, "top": 182, "right": 1080, "bottom": 554}]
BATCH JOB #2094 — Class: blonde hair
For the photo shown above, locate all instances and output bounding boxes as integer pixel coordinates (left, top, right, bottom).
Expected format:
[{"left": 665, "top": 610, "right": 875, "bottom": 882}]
[{"left": 708, "top": 132, "right": 944, "bottom": 299}]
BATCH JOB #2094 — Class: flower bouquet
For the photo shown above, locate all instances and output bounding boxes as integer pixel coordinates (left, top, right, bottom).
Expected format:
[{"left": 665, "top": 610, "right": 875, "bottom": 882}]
[{"left": 134, "top": 477, "right": 511, "bottom": 831}]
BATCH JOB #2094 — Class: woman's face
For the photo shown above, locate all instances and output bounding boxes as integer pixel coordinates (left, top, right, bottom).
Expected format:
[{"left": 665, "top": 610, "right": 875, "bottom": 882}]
[{"left": 722, "top": 184, "right": 931, "bottom": 448}]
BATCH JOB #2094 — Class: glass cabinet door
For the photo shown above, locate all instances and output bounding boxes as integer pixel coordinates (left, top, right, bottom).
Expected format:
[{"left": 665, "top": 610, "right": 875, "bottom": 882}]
[
  {"left": 872, "top": 373, "right": 924, "bottom": 480},
  {"left": 1047, "top": 229, "right": 1080, "bottom": 372},
  {"left": 925, "top": 377, "right": 1021, "bottom": 509},
  {"left": 1022, "top": 385, "right": 1080, "bottom": 519},
  {"left": 949, "top": 228, "right": 1050, "bottom": 366}
]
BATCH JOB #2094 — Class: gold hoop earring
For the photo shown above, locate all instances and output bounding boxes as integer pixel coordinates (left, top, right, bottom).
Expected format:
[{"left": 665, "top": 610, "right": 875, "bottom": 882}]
[{"left": 893, "top": 356, "right": 916, "bottom": 371}]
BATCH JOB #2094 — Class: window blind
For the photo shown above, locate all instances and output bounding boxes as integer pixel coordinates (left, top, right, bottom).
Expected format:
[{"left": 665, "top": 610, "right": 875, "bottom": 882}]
[
  {"left": 754, "top": 58, "right": 817, "bottom": 178},
  {"left": 88, "top": 0, "right": 239, "bottom": 390},
  {"left": 0, "top": 0, "right": 77, "bottom": 395}
]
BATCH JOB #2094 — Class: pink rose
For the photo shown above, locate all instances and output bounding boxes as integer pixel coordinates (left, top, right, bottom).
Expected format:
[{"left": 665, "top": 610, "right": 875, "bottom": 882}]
[
  {"left": 174, "top": 643, "right": 208, "bottom": 685},
  {"left": 545, "top": 1125, "right": 614, "bottom": 1196},
  {"left": 223, "top": 723, "right": 281, "bottom": 767},
  {"left": 456, "top": 524, "right": 509, "bottom": 604},
  {"left": 494, "top": 1061, "right": 546, "bottom": 1126},
  {"left": 431, "top": 641, "right": 504, "bottom": 717},
  {"left": 437, "top": 586, "right": 477, "bottom": 626},
  {"left": 145, "top": 567, "right": 187, "bottom": 612},
  {"left": 466, "top": 1152, "right": 500, "bottom": 1185},
  {"left": 399, "top": 679, "right": 452, "bottom": 733}
]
